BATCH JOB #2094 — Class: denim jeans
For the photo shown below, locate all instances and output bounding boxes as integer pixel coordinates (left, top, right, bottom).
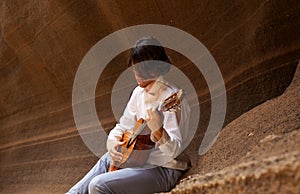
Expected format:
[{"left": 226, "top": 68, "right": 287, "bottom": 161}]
[{"left": 66, "top": 152, "right": 184, "bottom": 194}]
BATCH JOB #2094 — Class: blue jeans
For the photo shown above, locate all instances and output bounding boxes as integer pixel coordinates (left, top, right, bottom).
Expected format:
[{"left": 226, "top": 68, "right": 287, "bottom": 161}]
[{"left": 66, "top": 152, "right": 184, "bottom": 194}]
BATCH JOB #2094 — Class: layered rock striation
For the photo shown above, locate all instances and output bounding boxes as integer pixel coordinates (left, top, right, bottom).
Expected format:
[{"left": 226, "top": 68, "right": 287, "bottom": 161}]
[{"left": 0, "top": 0, "right": 299, "bottom": 193}]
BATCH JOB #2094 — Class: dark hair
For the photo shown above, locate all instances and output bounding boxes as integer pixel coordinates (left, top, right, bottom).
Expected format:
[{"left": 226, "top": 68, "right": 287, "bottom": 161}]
[{"left": 128, "top": 37, "right": 171, "bottom": 79}]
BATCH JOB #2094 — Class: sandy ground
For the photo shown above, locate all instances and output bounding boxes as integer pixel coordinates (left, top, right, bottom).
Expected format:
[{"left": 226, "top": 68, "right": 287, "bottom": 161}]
[{"left": 166, "top": 63, "right": 300, "bottom": 193}]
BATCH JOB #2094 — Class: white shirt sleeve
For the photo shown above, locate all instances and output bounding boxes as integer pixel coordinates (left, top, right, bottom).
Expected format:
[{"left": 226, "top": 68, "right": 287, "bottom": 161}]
[
  {"left": 152, "top": 98, "right": 190, "bottom": 158},
  {"left": 148, "top": 84, "right": 190, "bottom": 158}
]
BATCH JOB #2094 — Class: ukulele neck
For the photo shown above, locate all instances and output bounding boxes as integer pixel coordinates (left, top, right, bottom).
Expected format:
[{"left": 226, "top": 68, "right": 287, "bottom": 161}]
[{"left": 128, "top": 119, "right": 147, "bottom": 146}]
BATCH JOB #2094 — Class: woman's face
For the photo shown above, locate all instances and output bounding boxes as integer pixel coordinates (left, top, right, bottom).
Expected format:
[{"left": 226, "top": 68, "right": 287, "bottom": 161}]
[
  {"left": 132, "top": 64, "right": 157, "bottom": 89},
  {"left": 133, "top": 68, "right": 155, "bottom": 88}
]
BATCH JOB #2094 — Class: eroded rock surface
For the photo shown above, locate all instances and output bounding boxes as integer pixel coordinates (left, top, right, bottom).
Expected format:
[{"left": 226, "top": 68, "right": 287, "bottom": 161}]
[
  {"left": 166, "top": 64, "right": 300, "bottom": 193},
  {"left": 0, "top": 1, "right": 299, "bottom": 193}
]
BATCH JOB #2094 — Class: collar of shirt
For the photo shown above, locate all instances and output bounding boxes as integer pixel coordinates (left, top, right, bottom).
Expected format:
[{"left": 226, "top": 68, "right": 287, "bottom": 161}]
[
  {"left": 147, "top": 76, "right": 168, "bottom": 96},
  {"left": 143, "top": 76, "right": 169, "bottom": 106}
]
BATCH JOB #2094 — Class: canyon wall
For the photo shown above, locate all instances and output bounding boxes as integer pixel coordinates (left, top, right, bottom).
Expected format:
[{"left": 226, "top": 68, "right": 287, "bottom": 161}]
[{"left": 0, "top": 0, "right": 299, "bottom": 193}]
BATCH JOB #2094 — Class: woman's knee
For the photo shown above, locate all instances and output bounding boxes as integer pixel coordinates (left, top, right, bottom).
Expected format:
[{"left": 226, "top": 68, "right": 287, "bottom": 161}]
[{"left": 88, "top": 176, "right": 111, "bottom": 194}]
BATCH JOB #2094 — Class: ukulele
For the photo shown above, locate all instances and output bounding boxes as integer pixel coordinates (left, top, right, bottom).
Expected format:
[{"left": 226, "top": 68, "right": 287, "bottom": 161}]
[{"left": 108, "top": 89, "right": 183, "bottom": 171}]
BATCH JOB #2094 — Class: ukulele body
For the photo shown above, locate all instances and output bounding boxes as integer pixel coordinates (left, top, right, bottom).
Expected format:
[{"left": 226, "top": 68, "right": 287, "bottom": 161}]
[{"left": 108, "top": 118, "right": 155, "bottom": 171}]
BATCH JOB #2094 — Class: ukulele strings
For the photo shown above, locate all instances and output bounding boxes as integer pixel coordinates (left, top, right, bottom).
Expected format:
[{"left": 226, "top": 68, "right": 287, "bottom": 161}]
[{"left": 128, "top": 120, "right": 147, "bottom": 146}]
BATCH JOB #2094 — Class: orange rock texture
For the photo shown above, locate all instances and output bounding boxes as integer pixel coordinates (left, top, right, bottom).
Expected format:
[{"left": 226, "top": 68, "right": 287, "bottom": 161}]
[{"left": 0, "top": 0, "right": 299, "bottom": 193}]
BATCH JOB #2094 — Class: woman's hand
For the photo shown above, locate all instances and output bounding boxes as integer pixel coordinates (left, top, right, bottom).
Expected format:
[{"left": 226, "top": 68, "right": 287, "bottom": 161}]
[
  {"left": 146, "top": 109, "right": 164, "bottom": 141},
  {"left": 107, "top": 139, "right": 125, "bottom": 162},
  {"left": 146, "top": 109, "right": 163, "bottom": 132}
]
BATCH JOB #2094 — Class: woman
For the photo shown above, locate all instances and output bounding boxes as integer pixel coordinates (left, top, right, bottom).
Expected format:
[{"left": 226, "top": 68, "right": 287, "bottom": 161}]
[{"left": 67, "top": 37, "right": 191, "bottom": 194}]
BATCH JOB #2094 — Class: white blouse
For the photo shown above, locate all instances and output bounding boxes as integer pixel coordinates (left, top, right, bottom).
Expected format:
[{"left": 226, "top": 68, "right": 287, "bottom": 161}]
[{"left": 108, "top": 77, "right": 191, "bottom": 170}]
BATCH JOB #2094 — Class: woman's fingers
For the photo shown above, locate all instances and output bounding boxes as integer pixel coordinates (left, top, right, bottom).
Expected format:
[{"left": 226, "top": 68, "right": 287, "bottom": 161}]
[
  {"left": 107, "top": 140, "right": 125, "bottom": 162},
  {"left": 146, "top": 108, "right": 163, "bottom": 131},
  {"left": 116, "top": 141, "right": 126, "bottom": 147},
  {"left": 109, "top": 149, "right": 123, "bottom": 162},
  {"left": 110, "top": 151, "right": 123, "bottom": 162},
  {"left": 146, "top": 109, "right": 152, "bottom": 121}
]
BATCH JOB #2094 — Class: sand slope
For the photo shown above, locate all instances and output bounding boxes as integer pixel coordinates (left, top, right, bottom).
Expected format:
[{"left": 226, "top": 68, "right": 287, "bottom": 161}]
[{"left": 168, "top": 64, "right": 300, "bottom": 193}]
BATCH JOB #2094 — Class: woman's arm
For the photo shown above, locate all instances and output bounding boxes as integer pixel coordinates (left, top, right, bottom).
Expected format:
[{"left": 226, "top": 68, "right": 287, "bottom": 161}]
[{"left": 147, "top": 107, "right": 183, "bottom": 158}]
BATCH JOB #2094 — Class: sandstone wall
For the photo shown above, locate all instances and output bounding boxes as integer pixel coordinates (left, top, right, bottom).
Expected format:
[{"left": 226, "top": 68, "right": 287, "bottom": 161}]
[{"left": 0, "top": 0, "right": 299, "bottom": 193}]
